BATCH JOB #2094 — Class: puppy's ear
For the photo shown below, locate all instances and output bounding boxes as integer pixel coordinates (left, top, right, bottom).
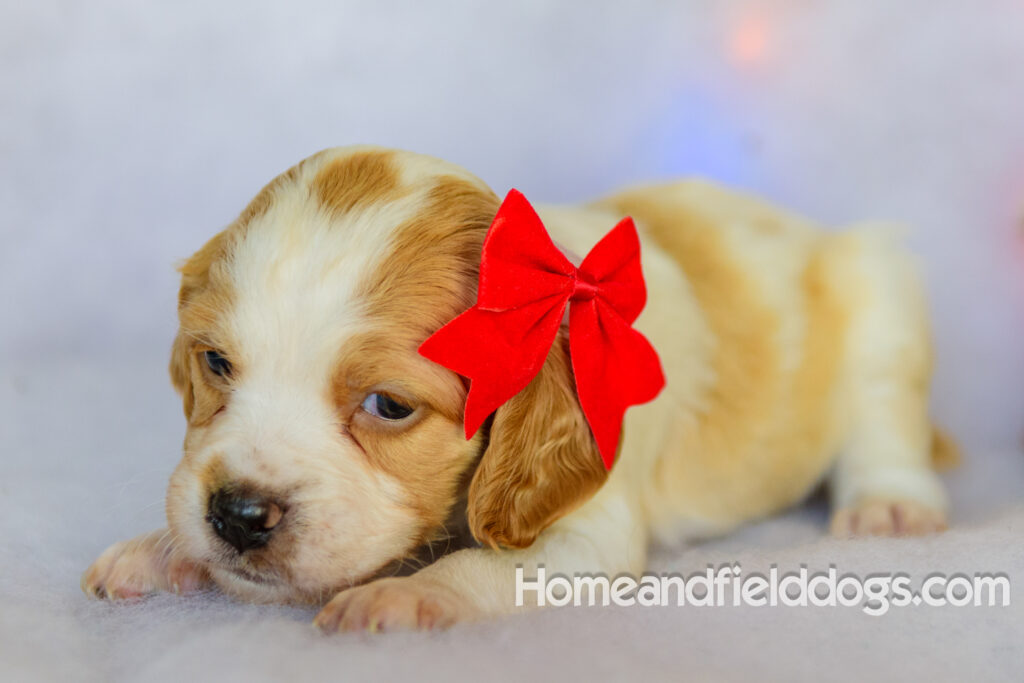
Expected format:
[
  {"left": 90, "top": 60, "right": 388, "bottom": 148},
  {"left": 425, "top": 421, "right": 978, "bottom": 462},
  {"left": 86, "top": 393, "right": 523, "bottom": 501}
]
[
  {"left": 168, "top": 231, "right": 229, "bottom": 421},
  {"left": 169, "top": 332, "right": 195, "bottom": 420},
  {"left": 466, "top": 331, "right": 609, "bottom": 549}
]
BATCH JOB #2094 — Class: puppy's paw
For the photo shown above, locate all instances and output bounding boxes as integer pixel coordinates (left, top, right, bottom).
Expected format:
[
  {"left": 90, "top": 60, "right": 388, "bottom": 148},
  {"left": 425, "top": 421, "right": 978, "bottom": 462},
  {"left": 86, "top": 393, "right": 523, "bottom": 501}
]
[
  {"left": 830, "top": 498, "right": 947, "bottom": 538},
  {"left": 82, "top": 530, "right": 208, "bottom": 600},
  {"left": 314, "top": 577, "right": 476, "bottom": 633}
]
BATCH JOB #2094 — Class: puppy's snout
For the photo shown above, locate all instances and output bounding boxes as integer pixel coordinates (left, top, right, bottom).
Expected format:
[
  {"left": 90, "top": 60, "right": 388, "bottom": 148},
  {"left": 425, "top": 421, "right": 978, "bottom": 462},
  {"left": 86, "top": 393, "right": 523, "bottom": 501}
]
[{"left": 206, "top": 488, "right": 284, "bottom": 554}]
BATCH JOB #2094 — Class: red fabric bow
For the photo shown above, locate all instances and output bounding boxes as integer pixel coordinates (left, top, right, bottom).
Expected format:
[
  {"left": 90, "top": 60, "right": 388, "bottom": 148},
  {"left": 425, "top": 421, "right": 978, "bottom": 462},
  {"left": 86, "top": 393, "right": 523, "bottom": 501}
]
[{"left": 418, "top": 189, "right": 665, "bottom": 469}]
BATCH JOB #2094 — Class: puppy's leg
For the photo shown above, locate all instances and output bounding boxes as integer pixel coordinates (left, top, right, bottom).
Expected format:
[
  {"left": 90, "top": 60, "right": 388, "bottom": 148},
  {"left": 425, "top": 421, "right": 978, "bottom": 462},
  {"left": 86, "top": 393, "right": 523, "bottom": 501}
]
[
  {"left": 315, "top": 485, "right": 646, "bottom": 632},
  {"left": 826, "top": 229, "right": 947, "bottom": 537},
  {"left": 82, "top": 529, "right": 210, "bottom": 600}
]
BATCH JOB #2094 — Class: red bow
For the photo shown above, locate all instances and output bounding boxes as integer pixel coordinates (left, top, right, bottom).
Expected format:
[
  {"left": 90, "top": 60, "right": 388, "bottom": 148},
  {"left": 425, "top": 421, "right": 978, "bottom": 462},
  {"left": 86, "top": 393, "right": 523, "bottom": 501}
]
[{"left": 418, "top": 189, "right": 665, "bottom": 469}]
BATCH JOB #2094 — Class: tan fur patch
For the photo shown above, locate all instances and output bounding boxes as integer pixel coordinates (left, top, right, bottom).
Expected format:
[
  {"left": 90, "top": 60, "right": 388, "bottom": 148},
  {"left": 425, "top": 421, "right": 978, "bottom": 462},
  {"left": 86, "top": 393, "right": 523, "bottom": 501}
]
[
  {"left": 313, "top": 150, "right": 403, "bottom": 217},
  {"left": 355, "top": 176, "right": 500, "bottom": 334},
  {"left": 930, "top": 425, "right": 961, "bottom": 470}
]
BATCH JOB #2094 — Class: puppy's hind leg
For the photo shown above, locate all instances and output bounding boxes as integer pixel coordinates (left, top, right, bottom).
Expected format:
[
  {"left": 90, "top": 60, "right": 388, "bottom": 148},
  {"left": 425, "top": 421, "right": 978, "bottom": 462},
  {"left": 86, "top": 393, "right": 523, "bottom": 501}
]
[{"left": 824, "top": 228, "right": 948, "bottom": 537}]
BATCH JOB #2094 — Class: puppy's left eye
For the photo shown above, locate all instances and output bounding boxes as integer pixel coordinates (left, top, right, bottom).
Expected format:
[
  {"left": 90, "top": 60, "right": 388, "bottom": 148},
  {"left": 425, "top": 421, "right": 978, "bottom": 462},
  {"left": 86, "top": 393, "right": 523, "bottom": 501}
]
[
  {"left": 204, "top": 350, "right": 232, "bottom": 377},
  {"left": 361, "top": 393, "right": 414, "bottom": 421}
]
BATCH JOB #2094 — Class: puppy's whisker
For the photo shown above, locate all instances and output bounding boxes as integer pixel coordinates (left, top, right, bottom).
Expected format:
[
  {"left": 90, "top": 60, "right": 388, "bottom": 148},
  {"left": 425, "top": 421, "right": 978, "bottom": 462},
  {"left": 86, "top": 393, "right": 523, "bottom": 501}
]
[
  {"left": 134, "top": 499, "right": 167, "bottom": 513},
  {"left": 153, "top": 529, "right": 175, "bottom": 561}
]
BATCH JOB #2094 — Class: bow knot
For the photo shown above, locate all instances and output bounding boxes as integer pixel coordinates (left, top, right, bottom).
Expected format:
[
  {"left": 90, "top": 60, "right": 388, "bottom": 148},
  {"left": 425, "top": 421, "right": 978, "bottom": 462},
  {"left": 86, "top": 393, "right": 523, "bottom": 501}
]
[
  {"left": 570, "top": 272, "right": 600, "bottom": 302},
  {"left": 418, "top": 189, "right": 665, "bottom": 469}
]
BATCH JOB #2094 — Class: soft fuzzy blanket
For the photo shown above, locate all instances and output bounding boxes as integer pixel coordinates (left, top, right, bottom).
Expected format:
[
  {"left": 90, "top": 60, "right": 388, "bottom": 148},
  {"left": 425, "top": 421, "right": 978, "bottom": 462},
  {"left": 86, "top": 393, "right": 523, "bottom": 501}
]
[{"left": 2, "top": 361, "right": 1022, "bottom": 680}]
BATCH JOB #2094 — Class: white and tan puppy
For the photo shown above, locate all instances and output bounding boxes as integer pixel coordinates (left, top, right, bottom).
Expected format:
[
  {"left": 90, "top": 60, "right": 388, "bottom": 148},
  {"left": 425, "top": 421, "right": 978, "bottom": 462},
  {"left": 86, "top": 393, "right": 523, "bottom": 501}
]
[{"left": 82, "top": 146, "right": 952, "bottom": 631}]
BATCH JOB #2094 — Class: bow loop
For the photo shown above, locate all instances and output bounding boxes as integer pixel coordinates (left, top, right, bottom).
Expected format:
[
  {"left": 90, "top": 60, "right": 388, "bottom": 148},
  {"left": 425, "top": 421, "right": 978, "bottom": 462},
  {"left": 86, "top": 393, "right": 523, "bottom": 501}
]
[
  {"left": 476, "top": 190, "right": 575, "bottom": 311},
  {"left": 577, "top": 216, "right": 647, "bottom": 324},
  {"left": 418, "top": 189, "right": 665, "bottom": 469}
]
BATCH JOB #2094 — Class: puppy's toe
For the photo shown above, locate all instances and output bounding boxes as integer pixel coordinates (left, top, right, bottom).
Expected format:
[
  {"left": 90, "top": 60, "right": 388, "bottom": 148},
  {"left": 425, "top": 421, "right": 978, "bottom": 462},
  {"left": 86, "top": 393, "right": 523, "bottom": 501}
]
[
  {"left": 830, "top": 498, "right": 947, "bottom": 538},
  {"left": 314, "top": 577, "right": 472, "bottom": 633},
  {"left": 82, "top": 535, "right": 207, "bottom": 600}
]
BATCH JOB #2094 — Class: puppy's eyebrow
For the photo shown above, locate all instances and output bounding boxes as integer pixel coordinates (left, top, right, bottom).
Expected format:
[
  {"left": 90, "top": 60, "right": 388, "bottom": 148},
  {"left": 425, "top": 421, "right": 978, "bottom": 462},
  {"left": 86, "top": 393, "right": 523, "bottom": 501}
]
[
  {"left": 175, "top": 326, "right": 226, "bottom": 353},
  {"left": 176, "top": 328, "right": 211, "bottom": 347},
  {"left": 351, "top": 379, "right": 419, "bottom": 398}
]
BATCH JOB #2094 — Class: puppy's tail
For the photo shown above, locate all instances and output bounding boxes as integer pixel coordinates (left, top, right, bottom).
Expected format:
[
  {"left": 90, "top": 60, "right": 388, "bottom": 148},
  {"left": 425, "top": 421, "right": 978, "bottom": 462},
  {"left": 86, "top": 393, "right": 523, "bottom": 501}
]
[{"left": 930, "top": 425, "right": 961, "bottom": 471}]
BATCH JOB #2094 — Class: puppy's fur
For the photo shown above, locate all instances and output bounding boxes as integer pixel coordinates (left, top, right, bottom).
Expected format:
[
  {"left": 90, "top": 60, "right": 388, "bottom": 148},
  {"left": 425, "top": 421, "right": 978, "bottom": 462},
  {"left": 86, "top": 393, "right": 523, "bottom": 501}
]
[{"left": 83, "top": 147, "right": 951, "bottom": 629}]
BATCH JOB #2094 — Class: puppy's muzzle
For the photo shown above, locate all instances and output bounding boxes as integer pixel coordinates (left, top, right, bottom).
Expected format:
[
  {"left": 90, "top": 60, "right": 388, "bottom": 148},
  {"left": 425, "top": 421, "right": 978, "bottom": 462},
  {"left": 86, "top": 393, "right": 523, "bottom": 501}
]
[{"left": 206, "top": 488, "right": 284, "bottom": 554}]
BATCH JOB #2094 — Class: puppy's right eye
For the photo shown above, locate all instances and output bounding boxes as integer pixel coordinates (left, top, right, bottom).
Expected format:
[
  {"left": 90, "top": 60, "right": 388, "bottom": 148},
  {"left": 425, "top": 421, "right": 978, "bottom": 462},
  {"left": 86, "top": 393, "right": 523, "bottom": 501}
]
[{"left": 204, "top": 350, "right": 232, "bottom": 377}]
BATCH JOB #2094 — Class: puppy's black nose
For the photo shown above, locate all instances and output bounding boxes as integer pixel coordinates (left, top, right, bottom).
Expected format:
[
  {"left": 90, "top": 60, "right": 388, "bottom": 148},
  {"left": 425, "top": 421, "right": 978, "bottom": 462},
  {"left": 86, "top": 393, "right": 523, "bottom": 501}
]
[{"left": 206, "top": 489, "right": 282, "bottom": 554}]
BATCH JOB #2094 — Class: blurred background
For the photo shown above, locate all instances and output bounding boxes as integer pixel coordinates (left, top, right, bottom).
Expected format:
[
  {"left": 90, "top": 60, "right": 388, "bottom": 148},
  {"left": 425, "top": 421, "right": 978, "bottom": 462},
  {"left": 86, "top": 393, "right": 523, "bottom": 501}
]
[
  {"left": 3, "top": 1, "right": 1023, "bottom": 453},
  {"left": 2, "top": 3, "right": 1023, "bottom": 680}
]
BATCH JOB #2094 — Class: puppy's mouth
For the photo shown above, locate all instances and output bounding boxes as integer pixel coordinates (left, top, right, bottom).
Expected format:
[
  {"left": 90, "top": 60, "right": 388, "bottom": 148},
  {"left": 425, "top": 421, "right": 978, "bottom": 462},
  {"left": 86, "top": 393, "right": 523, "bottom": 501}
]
[
  {"left": 226, "top": 565, "right": 279, "bottom": 586},
  {"left": 206, "top": 548, "right": 287, "bottom": 588}
]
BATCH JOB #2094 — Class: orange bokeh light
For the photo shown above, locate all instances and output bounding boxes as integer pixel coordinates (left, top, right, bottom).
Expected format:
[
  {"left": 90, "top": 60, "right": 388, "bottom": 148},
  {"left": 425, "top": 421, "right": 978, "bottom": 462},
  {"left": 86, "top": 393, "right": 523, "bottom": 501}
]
[{"left": 730, "top": 17, "right": 770, "bottom": 66}]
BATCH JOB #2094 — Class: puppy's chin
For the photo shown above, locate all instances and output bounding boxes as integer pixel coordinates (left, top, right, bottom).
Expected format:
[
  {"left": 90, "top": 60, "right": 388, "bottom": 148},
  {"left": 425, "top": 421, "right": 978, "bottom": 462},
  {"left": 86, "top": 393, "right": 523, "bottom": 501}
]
[
  {"left": 209, "top": 565, "right": 299, "bottom": 604},
  {"left": 206, "top": 552, "right": 413, "bottom": 605},
  {"left": 207, "top": 563, "right": 358, "bottom": 605}
]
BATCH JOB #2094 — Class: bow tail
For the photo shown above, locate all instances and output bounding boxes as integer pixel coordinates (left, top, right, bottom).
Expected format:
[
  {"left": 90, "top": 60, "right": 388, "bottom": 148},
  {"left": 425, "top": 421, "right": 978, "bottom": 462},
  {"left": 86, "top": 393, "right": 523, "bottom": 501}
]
[{"left": 568, "top": 302, "right": 666, "bottom": 468}]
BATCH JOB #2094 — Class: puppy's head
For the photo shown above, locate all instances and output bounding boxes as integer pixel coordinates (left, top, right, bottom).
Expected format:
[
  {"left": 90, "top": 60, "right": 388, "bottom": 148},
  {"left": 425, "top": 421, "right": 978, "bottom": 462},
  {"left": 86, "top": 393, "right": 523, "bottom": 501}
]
[{"left": 166, "top": 147, "right": 607, "bottom": 603}]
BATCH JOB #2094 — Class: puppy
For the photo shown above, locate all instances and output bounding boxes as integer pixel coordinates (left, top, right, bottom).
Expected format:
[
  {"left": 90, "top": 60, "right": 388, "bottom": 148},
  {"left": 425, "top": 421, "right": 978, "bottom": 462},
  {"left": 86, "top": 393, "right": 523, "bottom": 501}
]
[{"left": 83, "top": 146, "right": 951, "bottom": 630}]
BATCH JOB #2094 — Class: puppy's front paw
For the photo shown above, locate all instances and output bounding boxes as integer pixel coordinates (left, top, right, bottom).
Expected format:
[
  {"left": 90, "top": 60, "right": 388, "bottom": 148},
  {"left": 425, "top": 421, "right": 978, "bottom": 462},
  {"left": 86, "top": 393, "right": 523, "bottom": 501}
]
[
  {"left": 82, "top": 530, "right": 208, "bottom": 600},
  {"left": 314, "top": 577, "right": 475, "bottom": 633},
  {"left": 830, "top": 498, "right": 947, "bottom": 538}
]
